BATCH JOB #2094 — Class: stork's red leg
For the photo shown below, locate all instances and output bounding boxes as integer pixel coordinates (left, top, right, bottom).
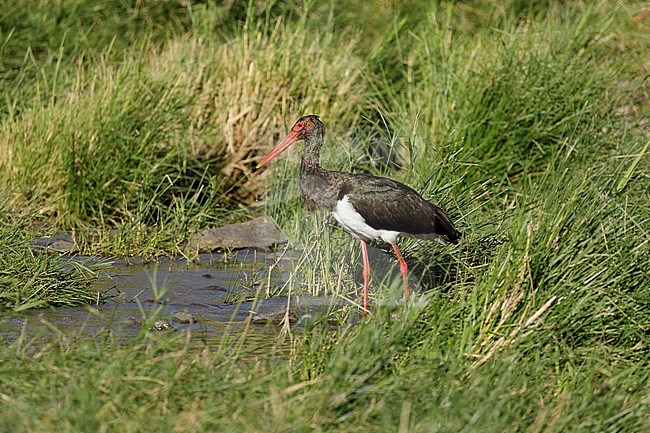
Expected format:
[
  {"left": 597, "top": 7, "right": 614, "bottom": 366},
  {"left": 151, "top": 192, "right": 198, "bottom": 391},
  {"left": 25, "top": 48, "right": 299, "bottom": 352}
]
[
  {"left": 360, "top": 240, "right": 371, "bottom": 313},
  {"left": 390, "top": 242, "right": 410, "bottom": 301}
]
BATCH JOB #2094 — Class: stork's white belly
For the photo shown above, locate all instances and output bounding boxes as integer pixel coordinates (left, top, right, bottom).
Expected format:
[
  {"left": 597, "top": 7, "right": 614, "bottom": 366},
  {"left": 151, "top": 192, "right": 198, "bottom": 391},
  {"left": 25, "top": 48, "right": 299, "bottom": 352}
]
[{"left": 331, "top": 195, "right": 400, "bottom": 243}]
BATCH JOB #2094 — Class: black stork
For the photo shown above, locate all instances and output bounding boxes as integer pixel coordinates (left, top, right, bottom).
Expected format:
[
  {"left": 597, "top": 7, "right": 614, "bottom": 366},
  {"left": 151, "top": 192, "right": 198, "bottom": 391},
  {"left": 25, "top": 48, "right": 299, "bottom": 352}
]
[{"left": 257, "top": 115, "right": 461, "bottom": 312}]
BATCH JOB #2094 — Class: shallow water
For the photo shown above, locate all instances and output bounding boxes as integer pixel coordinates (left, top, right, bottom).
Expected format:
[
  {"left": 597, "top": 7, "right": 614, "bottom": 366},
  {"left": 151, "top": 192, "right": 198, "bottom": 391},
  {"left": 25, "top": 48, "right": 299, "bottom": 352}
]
[{"left": 0, "top": 250, "right": 347, "bottom": 349}]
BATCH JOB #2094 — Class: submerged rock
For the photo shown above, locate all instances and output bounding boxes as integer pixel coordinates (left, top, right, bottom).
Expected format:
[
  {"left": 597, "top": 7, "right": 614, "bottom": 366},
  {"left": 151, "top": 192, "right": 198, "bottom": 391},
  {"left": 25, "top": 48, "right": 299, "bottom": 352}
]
[
  {"left": 186, "top": 216, "right": 288, "bottom": 252},
  {"left": 32, "top": 233, "right": 79, "bottom": 254},
  {"left": 251, "top": 310, "right": 296, "bottom": 325},
  {"left": 172, "top": 311, "right": 197, "bottom": 324}
]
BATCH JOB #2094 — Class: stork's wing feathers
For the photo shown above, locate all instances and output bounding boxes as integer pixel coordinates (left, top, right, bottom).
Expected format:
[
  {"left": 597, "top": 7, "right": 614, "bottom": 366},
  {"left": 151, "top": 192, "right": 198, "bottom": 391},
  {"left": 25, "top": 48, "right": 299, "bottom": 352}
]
[{"left": 339, "top": 173, "right": 461, "bottom": 243}]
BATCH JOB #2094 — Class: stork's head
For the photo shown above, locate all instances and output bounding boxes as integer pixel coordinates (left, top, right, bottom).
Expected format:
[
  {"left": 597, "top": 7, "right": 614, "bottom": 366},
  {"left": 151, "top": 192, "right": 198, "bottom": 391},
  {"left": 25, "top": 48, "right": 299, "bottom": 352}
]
[{"left": 257, "top": 115, "right": 324, "bottom": 168}]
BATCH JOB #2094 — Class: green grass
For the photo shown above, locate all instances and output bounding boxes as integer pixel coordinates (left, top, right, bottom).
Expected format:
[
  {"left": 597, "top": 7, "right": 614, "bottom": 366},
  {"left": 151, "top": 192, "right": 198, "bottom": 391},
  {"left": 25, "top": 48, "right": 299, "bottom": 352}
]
[
  {"left": 0, "top": 0, "right": 648, "bottom": 431},
  {"left": 0, "top": 304, "right": 647, "bottom": 432},
  {"left": 0, "top": 202, "right": 108, "bottom": 310}
]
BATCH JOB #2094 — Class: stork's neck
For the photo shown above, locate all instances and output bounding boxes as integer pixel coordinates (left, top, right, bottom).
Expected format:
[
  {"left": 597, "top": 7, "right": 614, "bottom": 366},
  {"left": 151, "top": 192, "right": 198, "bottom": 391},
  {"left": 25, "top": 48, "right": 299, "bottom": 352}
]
[{"left": 300, "top": 133, "right": 323, "bottom": 173}]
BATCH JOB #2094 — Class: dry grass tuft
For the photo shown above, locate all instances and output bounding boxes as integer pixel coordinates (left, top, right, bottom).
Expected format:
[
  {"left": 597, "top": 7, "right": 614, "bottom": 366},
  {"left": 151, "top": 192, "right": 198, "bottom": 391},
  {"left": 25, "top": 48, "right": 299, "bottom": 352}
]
[{"left": 152, "top": 18, "right": 369, "bottom": 201}]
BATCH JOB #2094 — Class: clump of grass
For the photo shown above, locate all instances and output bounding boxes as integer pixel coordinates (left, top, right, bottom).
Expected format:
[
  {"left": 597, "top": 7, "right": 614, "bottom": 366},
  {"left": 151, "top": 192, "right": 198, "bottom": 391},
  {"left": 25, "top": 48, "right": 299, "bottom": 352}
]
[
  {"left": 0, "top": 203, "right": 107, "bottom": 311},
  {"left": 0, "top": 250, "right": 102, "bottom": 311},
  {"left": 467, "top": 157, "right": 648, "bottom": 367},
  {"left": 383, "top": 3, "right": 621, "bottom": 184}
]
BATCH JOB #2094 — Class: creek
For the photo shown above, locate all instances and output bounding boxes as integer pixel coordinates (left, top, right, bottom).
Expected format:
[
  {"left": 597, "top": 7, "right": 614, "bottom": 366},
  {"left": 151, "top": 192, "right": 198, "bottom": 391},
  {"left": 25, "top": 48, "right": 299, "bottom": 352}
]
[{"left": 0, "top": 250, "right": 345, "bottom": 348}]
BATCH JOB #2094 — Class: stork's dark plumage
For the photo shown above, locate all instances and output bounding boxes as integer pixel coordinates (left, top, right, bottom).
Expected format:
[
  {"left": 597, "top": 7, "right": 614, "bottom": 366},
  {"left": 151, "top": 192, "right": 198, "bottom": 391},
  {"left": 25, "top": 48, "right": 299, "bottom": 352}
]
[{"left": 258, "top": 115, "right": 461, "bottom": 312}]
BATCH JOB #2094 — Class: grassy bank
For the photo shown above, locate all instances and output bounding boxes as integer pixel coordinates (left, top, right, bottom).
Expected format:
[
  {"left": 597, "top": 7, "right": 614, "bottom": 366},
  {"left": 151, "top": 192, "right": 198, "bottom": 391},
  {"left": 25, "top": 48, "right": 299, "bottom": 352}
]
[{"left": 0, "top": 0, "right": 648, "bottom": 431}]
